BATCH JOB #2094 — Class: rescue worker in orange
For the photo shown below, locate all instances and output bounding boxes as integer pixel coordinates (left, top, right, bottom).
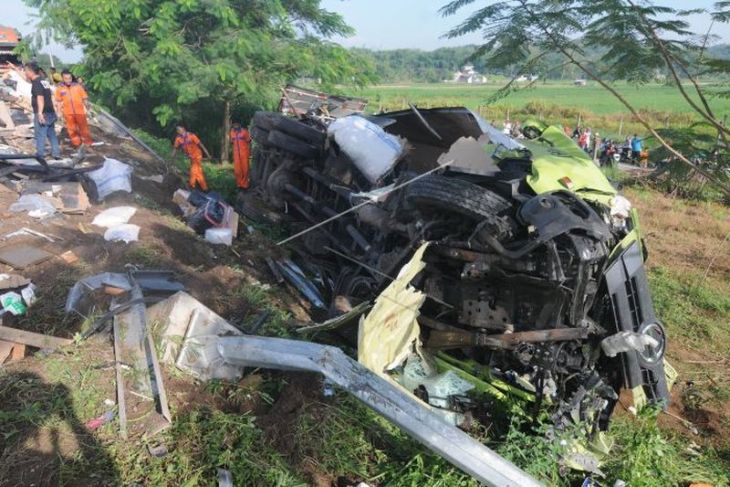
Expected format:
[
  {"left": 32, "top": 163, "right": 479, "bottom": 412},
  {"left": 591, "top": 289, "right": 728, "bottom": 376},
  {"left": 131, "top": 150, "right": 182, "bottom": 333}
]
[
  {"left": 230, "top": 121, "right": 251, "bottom": 189},
  {"left": 171, "top": 125, "right": 212, "bottom": 191},
  {"left": 54, "top": 69, "right": 93, "bottom": 152}
]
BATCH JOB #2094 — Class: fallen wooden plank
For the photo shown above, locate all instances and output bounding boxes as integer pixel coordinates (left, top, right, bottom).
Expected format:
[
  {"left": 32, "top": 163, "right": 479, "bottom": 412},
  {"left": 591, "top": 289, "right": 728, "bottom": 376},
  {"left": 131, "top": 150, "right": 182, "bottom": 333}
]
[
  {"left": 10, "top": 342, "right": 25, "bottom": 360},
  {"left": 0, "top": 325, "right": 72, "bottom": 349},
  {"left": 0, "top": 340, "right": 13, "bottom": 363}
]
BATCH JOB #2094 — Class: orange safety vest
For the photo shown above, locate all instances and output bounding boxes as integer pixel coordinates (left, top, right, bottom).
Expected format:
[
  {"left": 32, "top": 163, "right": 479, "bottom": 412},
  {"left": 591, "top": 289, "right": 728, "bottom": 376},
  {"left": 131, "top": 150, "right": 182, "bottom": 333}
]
[
  {"left": 54, "top": 82, "right": 88, "bottom": 116},
  {"left": 230, "top": 128, "right": 250, "bottom": 153},
  {"left": 174, "top": 132, "right": 203, "bottom": 160}
]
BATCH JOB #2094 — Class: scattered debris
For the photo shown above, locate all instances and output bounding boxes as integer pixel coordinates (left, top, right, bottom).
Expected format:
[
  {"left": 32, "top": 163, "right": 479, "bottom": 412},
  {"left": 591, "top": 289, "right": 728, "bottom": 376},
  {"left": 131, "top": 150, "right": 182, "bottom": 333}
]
[
  {"left": 217, "top": 468, "right": 233, "bottom": 487},
  {"left": 64, "top": 271, "right": 186, "bottom": 439},
  {"left": 85, "top": 158, "right": 133, "bottom": 201},
  {"left": 92, "top": 206, "right": 137, "bottom": 228},
  {"left": 273, "top": 259, "right": 326, "bottom": 309},
  {"left": 0, "top": 273, "right": 30, "bottom": 290},
  {"left": 103, "top": 224, "right": 141, "bottom": 243},
  {"left": 204, "top": 227, "right": 233, "bottom": 246},
  {"left": 139, "top": 174, "right": 164, "bottom": 183},
  {"left": 59, "top": 250, "right": 79, "bottom": 264},
  {"left": 147, "top": 444, "right": 168, "bottom": 458},
  {"left": 9, "top": 193, "right": 60, "bottom": 218},
  {"left": 2, "top": 227, "right": 59, "bottom": 243},
  {"left": 0, "top": 244, "right": 53, "bottom": 269},
  {"left": 0, "top": 291, "right": 26, "bottom": 315},
  {"left": 85, "top": 410, "right": 115, "bottom": 430},
  {"left": 17, "top": 181, "right": 90, "bottom": 214},
  {"left": 358, "top": 243, "right": 428, "bottom": 377},
  {"left": 173, "top": 189, "right": 238, "bottom": 243},
  {"left": 0, "top": 324, "right": 72, "bottom": 349}
]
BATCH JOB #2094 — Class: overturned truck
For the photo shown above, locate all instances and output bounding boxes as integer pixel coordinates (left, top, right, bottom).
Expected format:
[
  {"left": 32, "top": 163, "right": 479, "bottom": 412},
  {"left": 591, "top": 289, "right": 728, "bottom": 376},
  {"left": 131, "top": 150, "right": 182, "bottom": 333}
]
[{"left": 248, "top": 88, "right": 669, "bottom": 433}]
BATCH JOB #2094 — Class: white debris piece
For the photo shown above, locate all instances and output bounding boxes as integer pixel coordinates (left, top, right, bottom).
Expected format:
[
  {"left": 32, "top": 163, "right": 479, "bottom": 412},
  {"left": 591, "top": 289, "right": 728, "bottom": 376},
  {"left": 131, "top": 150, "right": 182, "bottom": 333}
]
[
  {"left": 9, "top": 194, "right": 59, "bottom": 218},
  {"left": 86, "top": 158, "right": 133, "bottom": 201},
  {"left": 104, "top": 224, "right": 140, "bottom": 243},
  {"left": 92, "top": 206, "right": 137, "bottom": 228},
  {"left": 328, "top": 115, "right": 405, "bottom": 184},
  {"left": 204, "top": 228, "right": 233, "bottom": 246}
]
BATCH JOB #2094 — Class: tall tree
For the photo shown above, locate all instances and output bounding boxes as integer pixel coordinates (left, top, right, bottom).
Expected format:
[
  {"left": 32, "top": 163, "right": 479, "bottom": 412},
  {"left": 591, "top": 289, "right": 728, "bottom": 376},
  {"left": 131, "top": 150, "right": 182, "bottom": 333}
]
[
  {"left": 440, "top": 0, "right": 730, "bottom": 196},
  {"left": 26, "top": 0, "right": 375, "bottom": 160}
]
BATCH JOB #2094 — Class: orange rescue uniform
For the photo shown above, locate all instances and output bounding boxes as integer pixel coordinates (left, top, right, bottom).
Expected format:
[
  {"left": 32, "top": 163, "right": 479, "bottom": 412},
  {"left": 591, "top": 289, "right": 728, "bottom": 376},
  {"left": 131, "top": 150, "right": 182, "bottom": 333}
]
[
  {"left": 174, "top": 132, "right": 208, "bottom": 191},
  {"left": 54, "top": 82, "right": 93, "bottom": 147},
  {"left": 230, "top": 127, "right": 251, "bottom": 189}
]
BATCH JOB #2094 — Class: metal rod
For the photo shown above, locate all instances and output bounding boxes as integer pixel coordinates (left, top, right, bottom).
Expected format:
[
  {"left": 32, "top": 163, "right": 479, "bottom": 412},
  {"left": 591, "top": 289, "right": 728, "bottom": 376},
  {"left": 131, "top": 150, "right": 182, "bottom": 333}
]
[{"left": 277, "top": 160, "right": 454, "bottom": 246}]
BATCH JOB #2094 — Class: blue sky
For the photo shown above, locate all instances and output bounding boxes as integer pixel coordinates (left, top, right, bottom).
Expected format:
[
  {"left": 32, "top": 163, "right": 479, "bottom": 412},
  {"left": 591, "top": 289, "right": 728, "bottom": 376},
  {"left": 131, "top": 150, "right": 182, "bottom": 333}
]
[{"left": 4, "top": 0, "right": 730, "bottom": 62}]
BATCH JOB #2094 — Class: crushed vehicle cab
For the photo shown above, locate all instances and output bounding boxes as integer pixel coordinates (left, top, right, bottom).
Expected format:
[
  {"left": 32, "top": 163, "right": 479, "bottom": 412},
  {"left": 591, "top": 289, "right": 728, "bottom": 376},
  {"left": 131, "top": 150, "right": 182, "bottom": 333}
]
[{"left": 248, "top": 86, "right": 669, "bottom": 432}]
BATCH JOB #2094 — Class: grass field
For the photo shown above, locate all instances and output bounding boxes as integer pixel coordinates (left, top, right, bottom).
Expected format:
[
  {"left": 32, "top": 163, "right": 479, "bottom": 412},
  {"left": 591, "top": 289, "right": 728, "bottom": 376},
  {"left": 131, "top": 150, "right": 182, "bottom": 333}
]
[
  {"left": 343, "top": 82, "right": 730, "bottom": 140},
  {"left": 347, "top": 82, "right": 730, "bottom": 116}
]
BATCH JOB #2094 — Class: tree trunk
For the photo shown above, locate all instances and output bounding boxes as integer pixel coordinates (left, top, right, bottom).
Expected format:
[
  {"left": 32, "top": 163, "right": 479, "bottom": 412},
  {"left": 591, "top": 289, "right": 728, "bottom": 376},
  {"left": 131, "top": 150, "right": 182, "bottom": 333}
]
[{"left": 221, "top": 100, "right": 231, "bottom": 164}]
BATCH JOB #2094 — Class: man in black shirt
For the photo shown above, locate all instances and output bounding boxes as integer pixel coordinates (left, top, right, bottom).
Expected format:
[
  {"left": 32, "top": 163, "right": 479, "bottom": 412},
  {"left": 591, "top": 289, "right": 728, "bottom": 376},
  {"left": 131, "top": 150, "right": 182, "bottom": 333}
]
[{"left": 24, "top": 61, "right": 61, "bottom": 160}]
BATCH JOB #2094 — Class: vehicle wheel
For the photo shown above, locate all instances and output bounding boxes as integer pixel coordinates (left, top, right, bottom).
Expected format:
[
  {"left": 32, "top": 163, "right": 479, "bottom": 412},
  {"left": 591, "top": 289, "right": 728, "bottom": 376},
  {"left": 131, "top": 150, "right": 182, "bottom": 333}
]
[
  {"left": 267, "top": 130, "right": 321, "bottom": 160},
  {"left": 252, "top": 111, "right": 283, "bottom": 131},
  {"left": 251, "top": 126, "right": 270, "bottom": 145},
  {"left": 265, "top": 165, "right": 295, "bottom": 208},
  {"left": 273, "top": 116, "right": 327, "bottom": 145},
  {"left": 404, "top": 175, "right": 514, "bottom": 238}
]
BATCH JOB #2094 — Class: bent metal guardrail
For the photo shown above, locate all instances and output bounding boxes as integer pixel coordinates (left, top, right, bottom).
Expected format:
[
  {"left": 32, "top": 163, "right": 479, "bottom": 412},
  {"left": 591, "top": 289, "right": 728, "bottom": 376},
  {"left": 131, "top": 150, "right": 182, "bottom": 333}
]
[{"left": 217, "top": 336, "right": 543, "bottom": 487}]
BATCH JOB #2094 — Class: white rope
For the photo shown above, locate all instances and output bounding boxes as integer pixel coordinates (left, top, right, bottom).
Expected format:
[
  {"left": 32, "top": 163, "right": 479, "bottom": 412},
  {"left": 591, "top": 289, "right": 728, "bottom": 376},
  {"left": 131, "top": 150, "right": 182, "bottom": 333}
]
[{"left": 276, "top": 160, "right": 454, "bottom": 246}]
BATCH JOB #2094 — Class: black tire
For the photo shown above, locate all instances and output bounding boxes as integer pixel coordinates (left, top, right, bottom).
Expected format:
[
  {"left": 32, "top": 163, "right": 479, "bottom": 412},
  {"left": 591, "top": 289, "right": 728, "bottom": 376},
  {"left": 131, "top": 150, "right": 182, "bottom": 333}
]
[
  {"left": 267, "top": 130, "right": 320, "bottom": 160},
  {"left": 273, "top": 116, "right": 326, "bottom": 145},
  {"left": 405, "top": 175, "right": 514, "bottom": 238},
  {"left": 252, "top": 111, "right": 283, "bottom": 131},
  {"left": 251, "top": 126, "right": 270, "bottom": 144}
]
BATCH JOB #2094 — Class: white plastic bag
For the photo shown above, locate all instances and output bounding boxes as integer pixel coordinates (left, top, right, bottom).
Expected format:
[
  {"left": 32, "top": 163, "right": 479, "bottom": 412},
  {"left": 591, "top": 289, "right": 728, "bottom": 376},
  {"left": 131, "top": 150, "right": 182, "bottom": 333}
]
[
  {"left": 87, "top": 158, "right": 133, "bottom": 201},
  {"left": 205, "top": 228, "right": 233, "bottom": 246},
  {"left": 328, "top": 116, "right": 405, "bottom": 184},
  {"left": 104, "top": 224, "right": 140, "bottom": 243},
  {"left": 92, "top": 206, "right": 137, "bottom": 227}
]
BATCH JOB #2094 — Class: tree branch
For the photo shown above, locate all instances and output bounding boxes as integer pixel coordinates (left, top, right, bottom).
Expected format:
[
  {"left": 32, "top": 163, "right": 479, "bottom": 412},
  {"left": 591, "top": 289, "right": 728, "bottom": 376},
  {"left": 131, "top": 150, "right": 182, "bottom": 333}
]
[
  {"left": 516, "top": 0, "right": 730, "bottom": 196},
  {"left": 625, "top": 0, "right": 727, "bottom": 136}
]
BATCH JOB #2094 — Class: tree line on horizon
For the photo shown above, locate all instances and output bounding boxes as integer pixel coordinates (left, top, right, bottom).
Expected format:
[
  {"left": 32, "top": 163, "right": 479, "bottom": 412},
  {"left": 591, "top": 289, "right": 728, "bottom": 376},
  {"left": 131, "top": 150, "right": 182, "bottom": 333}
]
[{"left": 351, "top": 43, "right": 730, "bottom": 84}]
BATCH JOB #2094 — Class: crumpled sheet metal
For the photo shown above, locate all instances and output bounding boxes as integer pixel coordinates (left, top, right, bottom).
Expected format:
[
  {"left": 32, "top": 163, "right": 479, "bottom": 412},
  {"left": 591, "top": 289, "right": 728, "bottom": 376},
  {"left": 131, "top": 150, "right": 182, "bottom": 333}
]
[
  {"left": 217, "top": 335, "right": 542, "bottom": 487},
  {"left": 358, "top": 242, "right": 429, "bottom": 375},
  {"left": 146, "top": 291, "right": 244, "bottom": 381},
  {"left": 65, "top": 272, "right": 132, "bottom": 313}
]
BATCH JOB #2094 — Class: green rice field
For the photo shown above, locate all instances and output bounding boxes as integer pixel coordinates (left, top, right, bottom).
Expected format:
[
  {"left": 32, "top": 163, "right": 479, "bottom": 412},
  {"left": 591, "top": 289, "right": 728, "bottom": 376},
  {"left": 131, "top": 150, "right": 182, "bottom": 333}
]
[{"left": 345, "top": 81, "right": 730, "bottom": 117}]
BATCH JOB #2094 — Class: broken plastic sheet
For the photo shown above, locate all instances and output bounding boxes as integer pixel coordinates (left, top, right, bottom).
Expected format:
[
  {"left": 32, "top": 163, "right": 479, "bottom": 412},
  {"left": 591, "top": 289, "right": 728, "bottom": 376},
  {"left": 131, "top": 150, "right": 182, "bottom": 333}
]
[
  {"left": 104, "top": 224, "right": 140, "bottom": 243},
  {"left": 92, "top": 206, "right": 137, "bottom": 228},
  {"left": 86, "top": 158, "right": 133, "bottom": 201},
  {"left": 9, "top": 194, "right": 59, "bottom": 218},
  {"left": 358, "top": 242, "right": 429, "bottom": 376},
  {"left": 328, "top": 115, "right": 405, "bottom": 184}
]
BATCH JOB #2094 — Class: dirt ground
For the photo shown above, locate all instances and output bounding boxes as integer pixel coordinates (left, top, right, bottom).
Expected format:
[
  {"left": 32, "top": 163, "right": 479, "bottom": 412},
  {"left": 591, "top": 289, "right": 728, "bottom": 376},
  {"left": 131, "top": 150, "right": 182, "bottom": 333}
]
[
  {"left": 0, "top": 126, "right": 317, "bottom": 485},
  {"left": 625, "top": 185, "right": 730, "bottom": 449}
]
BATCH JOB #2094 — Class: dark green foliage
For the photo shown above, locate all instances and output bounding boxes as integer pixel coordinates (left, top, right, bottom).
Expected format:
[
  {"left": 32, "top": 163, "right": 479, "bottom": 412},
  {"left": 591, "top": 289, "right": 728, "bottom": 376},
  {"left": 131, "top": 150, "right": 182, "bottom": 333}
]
[{"left": 26, "top": 0, "right": 376, "bottom": 154}]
